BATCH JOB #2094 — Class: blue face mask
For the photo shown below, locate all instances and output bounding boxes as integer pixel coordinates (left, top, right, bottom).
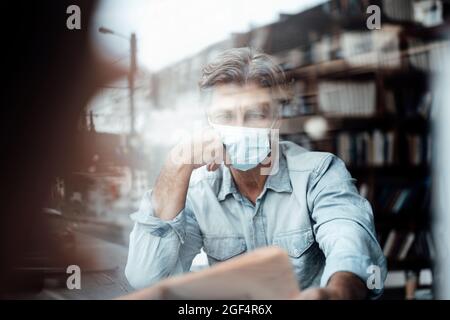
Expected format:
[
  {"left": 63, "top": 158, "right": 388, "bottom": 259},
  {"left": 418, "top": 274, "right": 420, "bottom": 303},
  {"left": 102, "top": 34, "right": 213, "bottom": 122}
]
[{"left": 212, "top": 124, "right": 271, "bottom": 171}]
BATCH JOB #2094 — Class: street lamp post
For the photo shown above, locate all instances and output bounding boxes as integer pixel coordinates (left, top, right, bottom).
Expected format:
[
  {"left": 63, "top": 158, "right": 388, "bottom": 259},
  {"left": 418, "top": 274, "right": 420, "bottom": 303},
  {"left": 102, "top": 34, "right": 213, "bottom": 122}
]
[
  {"left": 129, "top": 33, "right": 137, "bottom": 135},
  {"left": 98, "top": 27, "right": 137, "bottom": 135},
  {"left": 99, "top": 27, "right": 139, "bottom": 203}
]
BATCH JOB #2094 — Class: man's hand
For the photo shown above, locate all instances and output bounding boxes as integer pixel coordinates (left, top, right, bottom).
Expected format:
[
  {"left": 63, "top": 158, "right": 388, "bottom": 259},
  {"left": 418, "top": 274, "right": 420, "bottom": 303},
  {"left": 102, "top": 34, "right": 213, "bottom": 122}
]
[
  {"left": 170, "top": 128, "right": 225, "bottom": 172},
  {"left": 292, "top": 272, "right": 368, "bottom": 300},
  {"left": 152, "top": 128, "right": 224, "bottom": 221}
]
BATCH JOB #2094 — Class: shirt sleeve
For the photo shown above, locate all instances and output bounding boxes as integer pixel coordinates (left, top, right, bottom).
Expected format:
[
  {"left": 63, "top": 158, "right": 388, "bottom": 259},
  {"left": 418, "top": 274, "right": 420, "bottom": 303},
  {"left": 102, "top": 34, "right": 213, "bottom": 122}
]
[
  {"left": 307, "top": 154, "right": 387, "bottom": 299},
  {"left": 125, "top": 189, "right": 203, "bottom": 289}
]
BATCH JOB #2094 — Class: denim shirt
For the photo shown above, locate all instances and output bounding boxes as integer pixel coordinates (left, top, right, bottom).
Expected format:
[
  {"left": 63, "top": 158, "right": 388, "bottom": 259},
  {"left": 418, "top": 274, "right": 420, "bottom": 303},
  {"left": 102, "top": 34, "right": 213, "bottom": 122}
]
[{"left": 125, "top": 141, "right": 387, "bottom": 297}]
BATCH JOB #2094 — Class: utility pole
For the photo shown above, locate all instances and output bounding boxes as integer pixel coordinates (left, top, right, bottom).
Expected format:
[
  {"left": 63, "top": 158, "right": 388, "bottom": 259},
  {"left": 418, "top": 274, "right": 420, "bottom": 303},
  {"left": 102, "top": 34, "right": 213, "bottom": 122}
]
[
  {"left": 99, "top": 27, "right": 139, "bottom": 204},
  {"left": 98, "top": 27, "right": 137, "bottom": 135},
  {"left": 129, "top": 33, "right": 137, "bottom": 135},
  {"left": 128, "top": 33, "right": 138, "bottom": 203}
]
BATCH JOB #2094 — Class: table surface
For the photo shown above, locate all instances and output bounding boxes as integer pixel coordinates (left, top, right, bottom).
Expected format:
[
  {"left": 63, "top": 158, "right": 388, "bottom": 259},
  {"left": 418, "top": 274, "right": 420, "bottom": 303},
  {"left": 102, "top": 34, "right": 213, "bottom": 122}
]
[{"left": 29, "top": 231, "right": 134, "bottom": 300}]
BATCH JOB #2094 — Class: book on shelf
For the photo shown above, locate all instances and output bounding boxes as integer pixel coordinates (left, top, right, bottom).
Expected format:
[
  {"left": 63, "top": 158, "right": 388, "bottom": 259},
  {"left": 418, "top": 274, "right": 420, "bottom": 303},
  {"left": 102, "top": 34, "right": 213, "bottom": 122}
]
[
  {"left": 298, "top": 27, "right": 402, "bottom": 70},
  {"left": 318, "top": 80, "right": 376, "bottom": 116},
  {"left": 336, "top": 130, "right": 430, "bottom": 167},
  {"left": 383, "top": 229, "right": 398, "bottom": 257},
  {"left": 380, "top": 229, "right": 434, "bottom": 263},
  {"left": 338, "top": 27, "right": 402, "bottom": 68},
  {"left": 398, "top": 232, "right": 416, "bottom": 260},
  {"left": 336, "top": 130, "right": 394, "bottom": 166},
  {"left": 382, "top": 0, "right": 415, "bottom": 22},
  {"left": 415, "top": 230, "right": 436, "bottom": 261},
  {"left": 407, "top": 39, "right": 450, "bottom": 73},
  {"left": 373, "top": 178, "right": 431, "bottom": 214},
  {"left": 407, "top": 133, "right": 428, "bottom": 166},
  {"left": 383, "top": 0, "right": 444, "bottom": 26},
  {"left": 324, "top": 0, "right": 369, "bottom": 16},
  {"left": 413, "top": 0, "right": 444, "bottom": 27},
  {"left": 312, "top": 35, "right": 333, "bottom": 64}
]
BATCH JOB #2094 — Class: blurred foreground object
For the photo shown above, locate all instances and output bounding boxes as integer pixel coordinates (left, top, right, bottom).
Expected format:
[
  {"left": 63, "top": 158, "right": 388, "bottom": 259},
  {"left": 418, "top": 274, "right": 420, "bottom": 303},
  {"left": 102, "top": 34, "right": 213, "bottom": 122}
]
[
  {"left": 1, "top": 1, "right": 124, "bottom": 296},
  {"left": 119, "top": 247, "right": 299, "bottom": 300},
  {"left": 432, "top": 46, "right": 450, "bottom": 299}
]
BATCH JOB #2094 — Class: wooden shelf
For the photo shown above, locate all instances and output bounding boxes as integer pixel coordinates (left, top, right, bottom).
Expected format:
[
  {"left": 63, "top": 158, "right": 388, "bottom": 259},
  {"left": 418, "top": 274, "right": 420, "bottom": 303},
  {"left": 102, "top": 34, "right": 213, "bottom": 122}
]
[
  {"left": 280, "top": 114, "right": 429, "bottom": 135},
  {"left": 374, "top": 212, "right": 430, "bottom": 230},
  {"left": 285, "top": 53, "right": 437, "bottom": 80},
  {"left": 387, "top": 258, "right": 431, "bottom": 271},
  {"left": 286, "top": 58, "right": 397, "bottom": 80},
  {"left": 271, "top": 4, "right": 438, "bottom": 276},
  {"left": 348, "top": 165, "right": 430, "bottom": 177},
  {"left": 321, "top": 10, "right": 450, "bottom": 39},
  {"left": 284, "top": 36, "right": 448, "bottom": 81},
  {"left": 274, "top": 2, "right": 438, "bottom": 277},
  {"left": 400, "top": 20, "right": 450, "bottom": 41}
]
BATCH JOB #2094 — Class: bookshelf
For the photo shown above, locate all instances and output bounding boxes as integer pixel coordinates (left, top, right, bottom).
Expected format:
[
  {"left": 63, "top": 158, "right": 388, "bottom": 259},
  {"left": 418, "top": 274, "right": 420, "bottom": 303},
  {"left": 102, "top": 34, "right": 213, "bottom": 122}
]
[{"left": 275, "top": 0, "right": 449, "bottom": 298}]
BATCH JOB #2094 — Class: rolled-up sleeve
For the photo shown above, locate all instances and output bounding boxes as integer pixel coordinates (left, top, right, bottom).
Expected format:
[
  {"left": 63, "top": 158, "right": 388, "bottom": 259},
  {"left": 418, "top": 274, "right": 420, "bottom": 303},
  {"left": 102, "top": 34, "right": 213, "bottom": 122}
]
[
  {"left": 307, "top": 154, "right": 387, "bottom": 298},
  {"left": 125, "top": 190, "right": 203, "bottom": 289}
]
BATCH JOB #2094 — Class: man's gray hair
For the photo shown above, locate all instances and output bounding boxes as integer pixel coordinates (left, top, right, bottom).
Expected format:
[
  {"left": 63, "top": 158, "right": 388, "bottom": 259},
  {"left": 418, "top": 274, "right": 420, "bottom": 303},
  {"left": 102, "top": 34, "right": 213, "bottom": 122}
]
[{"left": 199, "top": 47, "right": 287, "bottom": 90}]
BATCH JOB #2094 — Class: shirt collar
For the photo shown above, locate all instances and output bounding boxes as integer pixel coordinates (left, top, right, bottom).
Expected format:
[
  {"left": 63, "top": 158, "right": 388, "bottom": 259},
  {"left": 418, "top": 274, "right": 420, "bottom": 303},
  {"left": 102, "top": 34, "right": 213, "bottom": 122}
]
[
  {"left": 217, "top": 166, "right": 237, "bottom": 201},
  {"left": 217, "top": 154, "right": 292, "bottom": 201},
  {"left": 265, "top": 154, "right": 292, "bottom": 193}
]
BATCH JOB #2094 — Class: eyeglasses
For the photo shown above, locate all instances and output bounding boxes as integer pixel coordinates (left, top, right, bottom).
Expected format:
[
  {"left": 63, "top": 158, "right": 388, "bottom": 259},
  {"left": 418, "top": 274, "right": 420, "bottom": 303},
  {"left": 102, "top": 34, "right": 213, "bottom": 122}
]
[{"left": 207, "top": 103, "right": 280, "bottom": 127}]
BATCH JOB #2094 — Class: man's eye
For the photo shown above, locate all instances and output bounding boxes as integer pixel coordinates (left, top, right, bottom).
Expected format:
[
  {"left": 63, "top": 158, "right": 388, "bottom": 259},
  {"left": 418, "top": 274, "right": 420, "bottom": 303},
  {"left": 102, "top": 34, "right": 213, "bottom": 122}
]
[{"left": 212, "top": 113, "right": 233, "bottom": 122}]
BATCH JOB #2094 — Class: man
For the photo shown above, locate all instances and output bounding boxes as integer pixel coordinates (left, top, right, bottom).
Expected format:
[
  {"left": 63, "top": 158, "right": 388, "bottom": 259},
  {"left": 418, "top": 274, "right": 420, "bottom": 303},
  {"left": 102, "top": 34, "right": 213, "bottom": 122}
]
[{"left": 125, "top": 47, "right": 387, "bottom": 299}]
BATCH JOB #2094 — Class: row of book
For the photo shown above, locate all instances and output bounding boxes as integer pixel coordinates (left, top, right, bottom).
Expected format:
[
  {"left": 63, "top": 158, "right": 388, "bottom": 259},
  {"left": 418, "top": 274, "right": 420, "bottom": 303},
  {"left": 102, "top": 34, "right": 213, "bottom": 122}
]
[
  {"left": 339, "top": 27, "right": 402, "bottom": 68},
  {"left": 407, "top": 39, "right": 450, "bottom": 73},
  {"left": 285, "top": 83, "right": 431, "bottom": 118},
  {"left": 383, "top": 0, "right": 444, "bottom": 27},
  {"left": 335, "top": 131, "right": 431, "bottom": 167},
  {"left": 337, "top": 130, "right": 393, "bottom": 166},
  {"left": 321, "top": 0, "right": 443, "bottom": 27},
  {"left": 277, "top": 1, "right": 446, "bottom": 70},
  {"left": 322, "top": 0, "right": 370, "bottom": 16},
  {"left": 370, "top": 178, "right": 431, "bottom": 214},
  {"left": 317, "top": 81, "right": 430, "bottom": 118},
  {"left": 281, "top": 77, "right": 431, "bottom": 118},
  {"left": 383, "top": 0, "right": 416, "bottom": 22},
  {"left": 283, "top": 27, "right": 448, "bottom": 73},
  {"left": 295, "top": 27, "right": 402, "bottom": 68},
  {"left": 318, "top": 81, "right": 377, "bottom": 116},
  {"left": 380, "top": 229, "right": 435, "bottom": 261}
]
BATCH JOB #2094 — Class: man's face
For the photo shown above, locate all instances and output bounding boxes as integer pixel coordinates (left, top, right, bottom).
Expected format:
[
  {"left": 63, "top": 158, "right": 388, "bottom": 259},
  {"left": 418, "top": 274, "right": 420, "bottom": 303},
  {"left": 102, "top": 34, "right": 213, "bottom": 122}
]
[{"left": 207, "top": 83, "right": 279, "bottom": 128}]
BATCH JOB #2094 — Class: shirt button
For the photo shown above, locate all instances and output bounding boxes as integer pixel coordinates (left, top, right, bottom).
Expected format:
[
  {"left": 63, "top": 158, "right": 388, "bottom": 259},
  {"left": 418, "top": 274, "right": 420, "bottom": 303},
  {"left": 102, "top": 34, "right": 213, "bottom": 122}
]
[{"left": 293, "top": 249, "right": 300, "bottom": 256}]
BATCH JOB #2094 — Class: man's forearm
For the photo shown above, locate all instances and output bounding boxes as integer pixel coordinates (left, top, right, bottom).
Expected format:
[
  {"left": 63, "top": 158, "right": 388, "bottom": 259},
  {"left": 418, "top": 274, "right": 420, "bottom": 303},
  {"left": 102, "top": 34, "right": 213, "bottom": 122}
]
[{"left": 152, "top": 149, "right": 194, "bottom": 221}]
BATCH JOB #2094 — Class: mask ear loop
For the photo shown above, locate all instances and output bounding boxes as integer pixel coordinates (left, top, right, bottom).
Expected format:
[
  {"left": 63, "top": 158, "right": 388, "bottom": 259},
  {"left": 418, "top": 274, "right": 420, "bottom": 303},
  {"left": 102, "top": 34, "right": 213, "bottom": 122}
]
[
  {"left": 269, "top": 101, "right": 283, "bottom": 130},
  {"left": 263, "top": 105, "right": 282, "bottom": 172},
  {"left": 206, "top": 115, "right": 229, "bottom": 166}
]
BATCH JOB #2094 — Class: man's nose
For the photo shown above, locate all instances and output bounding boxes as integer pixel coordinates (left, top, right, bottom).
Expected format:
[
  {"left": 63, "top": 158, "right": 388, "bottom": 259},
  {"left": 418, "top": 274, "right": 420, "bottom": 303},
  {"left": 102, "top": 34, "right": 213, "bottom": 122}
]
[{"left": 234, "top": 111, "right": 245, "bottom": 127}]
